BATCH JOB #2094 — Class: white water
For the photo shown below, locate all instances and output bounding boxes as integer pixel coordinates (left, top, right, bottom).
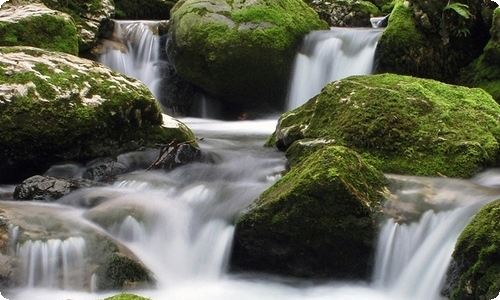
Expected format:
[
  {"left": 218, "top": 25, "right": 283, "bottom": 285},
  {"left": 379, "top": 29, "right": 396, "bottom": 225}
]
[
  {"left": 4, "top": 25, "right": 499, "bottom": 300},
  {"left": 4, "top": 118, "right": 500, "bottom": 300},
  {"left": 15, "top": 237, "right": 86, "bottom": 290},
  {"left": 286, "top": 27, "right": 382, "bottom": 110},
  {"left": 98, "top": 21, "right": 163, "bottom": 99}
]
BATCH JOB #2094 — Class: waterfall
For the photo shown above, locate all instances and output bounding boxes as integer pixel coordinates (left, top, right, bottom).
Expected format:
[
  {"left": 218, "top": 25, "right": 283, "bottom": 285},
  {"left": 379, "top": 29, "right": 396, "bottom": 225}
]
[
  {"left": 15, "top": 237, "right": 86, "bottom": 290},
  {"left": 372, "top": 174, "right": 500, "bottom": 299},
  {"left": 286, "top": 27, "right": 382, "bottom": 110},
  {"left": 98, "top": 21, "right": 165, "bottom": 99}
]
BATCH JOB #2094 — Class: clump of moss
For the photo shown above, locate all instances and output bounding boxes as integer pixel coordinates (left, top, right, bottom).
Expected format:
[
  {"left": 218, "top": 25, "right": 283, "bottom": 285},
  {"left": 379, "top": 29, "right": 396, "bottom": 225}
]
[
  {"left": 104, "top": 294, "right": 152, "bottom": 300},
  {"left": 458, "top": 55, "right": 500, "bottom": 102},
  {"left": 446, "top": 199, "right": 500, "bottom": 300},
  {"left": 96, "top": 254, "right": 151, "bottom": 290},
  {"left": 374, "top": 1, "right": 429, "bottom": 76},
  {"left": 0, "top": 14, "right": 78, "bottom": 55},
  {"left": 271, "top": 73, "right": 500, "bottom": 178}
]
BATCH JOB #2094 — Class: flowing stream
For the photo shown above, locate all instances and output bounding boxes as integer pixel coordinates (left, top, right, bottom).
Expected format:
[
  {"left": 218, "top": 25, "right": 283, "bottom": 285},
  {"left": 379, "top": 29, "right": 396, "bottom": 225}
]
[
  {"left": 4, "top": 118, "right": 500, "bottom": 300},
  {"left": 2, "top": 22, "right": 500, "bottom": 300}
]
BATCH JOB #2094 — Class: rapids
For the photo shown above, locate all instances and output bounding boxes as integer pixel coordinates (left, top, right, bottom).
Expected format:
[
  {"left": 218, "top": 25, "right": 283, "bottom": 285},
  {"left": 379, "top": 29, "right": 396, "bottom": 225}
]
[{"left": 3, "top": 118, "right": 500, "bottom": 300}]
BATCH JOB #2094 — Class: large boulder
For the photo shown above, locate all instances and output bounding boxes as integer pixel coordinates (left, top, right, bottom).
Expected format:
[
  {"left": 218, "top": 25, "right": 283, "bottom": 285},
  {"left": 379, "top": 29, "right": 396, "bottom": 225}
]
[
  {"left": 0, "top": 46, "right": 195, "bottom": 183},
  {"left": 268, "top": 74, "right": 500, "bottom": 178},
  {"left": 458, "top": 7, "right": 500, "bottom": 102},
  {"left": 444, "top": 199, "right": 500, "bottom": 300},
  {"left": 166, "top": 0, "right": 328, "bottom": 114},
  {"left": 231, "top": 146, "right": 386, "bottom": 279},
  {"left": 0, "top": 201, "right": 154, "bottom": 291},
  {"left": 375, "top": 0, "right": 496, "bottom": 83},
  {"left": 0, "top": 3, "right": 79, "bottom": 55}
]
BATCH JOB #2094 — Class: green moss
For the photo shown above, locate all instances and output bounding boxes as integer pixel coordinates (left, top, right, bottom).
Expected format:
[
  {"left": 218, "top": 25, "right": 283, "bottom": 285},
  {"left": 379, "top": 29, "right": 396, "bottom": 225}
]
[
  {"left": 375, "top": 1, "right": 428, "bottom": 76},
  {"left": 0, "top": 14, "right": 78, "bottom": 55},
  {"left": 450, "top": 200, "right": 500, "bottom": 300},
  {"left": 272, "top": 74, "right": 500, "bottom": 178},
  {"left": 96, "top": 255, "right": 150, "bottom": 290},
  {"left": 352, "top": 1, "right": 380, "bottom": 16}
]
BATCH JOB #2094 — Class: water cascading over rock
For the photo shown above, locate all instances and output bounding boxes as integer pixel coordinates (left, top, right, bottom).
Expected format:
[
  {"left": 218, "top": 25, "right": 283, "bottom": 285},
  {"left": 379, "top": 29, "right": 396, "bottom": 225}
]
[
  {"left": 286, "top": 27, "right": 382, "bottom": 110},
  {"left": 97, "top": 20, "right": 168, "bottom": 100}
]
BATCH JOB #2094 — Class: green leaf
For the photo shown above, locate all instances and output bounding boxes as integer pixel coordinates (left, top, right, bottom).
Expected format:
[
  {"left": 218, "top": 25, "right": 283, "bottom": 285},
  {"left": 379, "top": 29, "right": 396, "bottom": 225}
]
[{"left": 444, "top": 3, "right": 471, "bottom": 19}]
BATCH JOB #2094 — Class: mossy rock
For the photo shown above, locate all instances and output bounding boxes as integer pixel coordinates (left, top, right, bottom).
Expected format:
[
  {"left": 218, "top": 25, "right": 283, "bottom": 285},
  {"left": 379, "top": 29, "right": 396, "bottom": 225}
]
[
  {"left": 375, "top": 0, "right": 491, "bottom": 83},
  {"left": 114, "top": 0, "right": 174, "bottom": 20},
  {"left": 269, "top": 73, "right": 500, "bottom": 178},
  {"left": 0, "top": 46, "right": 195, "bottom": 183},
  {"left": 94, "top": 253, "right": 152, "bottom": 290},
  {"left": 231, "top": 146, "right": 386, "bottom": 279},
  {"left": 0, "top": 4, "right": 79, "bottom": 55},
  {"left": 445, "top": 199, "right": 500, "bottom": 300},
  {"left": 167, "top": 0, "right": 328, "bottom": 114},
  {"left": 458, "top": 8, "right": 500, "bottom": 102}
]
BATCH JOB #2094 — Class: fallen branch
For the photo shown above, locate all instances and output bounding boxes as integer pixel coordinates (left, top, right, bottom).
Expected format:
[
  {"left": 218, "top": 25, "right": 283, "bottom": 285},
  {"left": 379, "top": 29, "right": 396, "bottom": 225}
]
[{"left": 146, "top": 139, "right": 195, "bottom": 171}]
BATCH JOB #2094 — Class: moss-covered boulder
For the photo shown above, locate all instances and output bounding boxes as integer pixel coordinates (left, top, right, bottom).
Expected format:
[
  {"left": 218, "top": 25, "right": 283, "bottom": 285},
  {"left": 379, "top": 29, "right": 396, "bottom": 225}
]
[
  {"left": 166, "top": 0, "right": 328, "bottom": 114},
  {"left": 268, "top": 74, "right": 500, "bottom": 178},
  {"left": 0, "top": 202, "right": 155, "bottom": 291},
  {"left": 231, "top": 146, "right": 386, "bottom": 279},
  {"left": 0, "top": 3, "right": 79, "bottom": 55},
  {"left": 375, "top": 0, "right": 495, "bottom": 83},
  {"left": 444, "top": 199, "right": 500, "bottom": 300},
  {"left": 0, "top": 46, "right": 195, "bottom": 183},
  {"left": 114, "top": 0, "right": 174, "bottom": 20},
  {"left": 458, "top": 7, "right": 500, "bottom": 102}
]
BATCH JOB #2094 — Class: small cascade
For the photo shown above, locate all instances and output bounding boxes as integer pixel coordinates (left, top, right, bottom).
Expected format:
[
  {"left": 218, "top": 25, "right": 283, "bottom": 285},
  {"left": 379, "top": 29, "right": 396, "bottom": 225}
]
[
  {"left": 372, "top": 175, "right": 500, "bottom": 299},
  {"left": 98, "top": 21, "right": 166, "bottom": 99},
  {"left": 15, "top": 237, "right": 87, "bottom": 290},
  {"left": 286, "top": 27, "right": 382, "bottom": 110}
]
